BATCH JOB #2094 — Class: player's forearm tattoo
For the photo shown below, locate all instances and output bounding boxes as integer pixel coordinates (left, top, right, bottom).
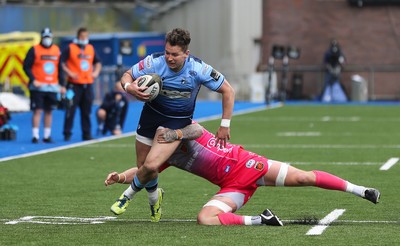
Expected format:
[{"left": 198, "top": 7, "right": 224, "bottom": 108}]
[
  {"left": 162, "top": 130, "right": 179, "bottom": 142},
  {"left": 163, "top": 124, "right": 203, "bottom": 142},
  {"left": 180, "top": 123, "right": 203, "bottom": 140}
]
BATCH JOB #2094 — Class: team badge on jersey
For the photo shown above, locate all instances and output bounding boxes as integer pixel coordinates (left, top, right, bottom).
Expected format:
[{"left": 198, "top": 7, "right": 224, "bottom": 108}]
[
  {"left": 138, "top": 60, "right": 145, "bottom": 71},
  {"left": 210, "top": 69, "right": 221, "bottom": 81},
  {"left": 246, "top": 159, "right": 256, "bottom": 168},
  {"left": 254, "top": 162, "right": 264, "bottom": 171}
]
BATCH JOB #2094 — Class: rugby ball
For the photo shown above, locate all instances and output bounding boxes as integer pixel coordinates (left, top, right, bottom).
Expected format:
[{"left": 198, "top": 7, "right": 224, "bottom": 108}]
[{"left": 137, "top": 74, "right": 162, "bottom": 102}]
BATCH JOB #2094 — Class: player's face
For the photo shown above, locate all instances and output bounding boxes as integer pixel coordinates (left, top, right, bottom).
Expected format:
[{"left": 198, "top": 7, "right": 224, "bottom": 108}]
[{"left": 165, "top": 42, "right": 189, "bottom": 72}]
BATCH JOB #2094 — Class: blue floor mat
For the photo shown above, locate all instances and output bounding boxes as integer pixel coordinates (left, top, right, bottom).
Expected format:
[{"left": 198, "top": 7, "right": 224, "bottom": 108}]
[{"left": 0, "top": 101, "right": 267, "bottom": 159}]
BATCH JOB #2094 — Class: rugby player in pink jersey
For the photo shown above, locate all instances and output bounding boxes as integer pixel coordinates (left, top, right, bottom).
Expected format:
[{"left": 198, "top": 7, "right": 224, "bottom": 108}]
[{"left": 105, "top": 123, "right": 380, "bottom": 226}]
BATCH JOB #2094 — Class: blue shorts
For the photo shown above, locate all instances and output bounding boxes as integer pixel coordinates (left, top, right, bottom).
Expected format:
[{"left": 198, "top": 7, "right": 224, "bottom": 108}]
[
  {"left": 30, "top": 90, "right": 58, "bottom": 111},
  {"left": 137, "top": 104, "right": 192, "bottom": 139}
]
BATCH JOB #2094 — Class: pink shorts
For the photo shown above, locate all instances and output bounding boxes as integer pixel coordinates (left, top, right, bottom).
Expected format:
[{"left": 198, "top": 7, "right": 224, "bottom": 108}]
[{"left": 216, "top": 149, "right": 269, "bottom": 206}]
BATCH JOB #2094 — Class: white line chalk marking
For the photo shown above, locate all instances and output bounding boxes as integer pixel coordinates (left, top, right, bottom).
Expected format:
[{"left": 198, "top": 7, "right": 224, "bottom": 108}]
[
  {"left": 306, "top": 209, "right": 346, "bottom": 236},
  {"left": 380, "top": 157, "right": 399, "bottom": 171},
  {"left": 4, "top": 215, "right": 398, "bottom": 226}
]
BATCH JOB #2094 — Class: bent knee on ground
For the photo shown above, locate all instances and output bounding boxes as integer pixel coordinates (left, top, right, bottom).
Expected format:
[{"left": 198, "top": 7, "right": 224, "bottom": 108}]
[
  {"left": 197, "top": 212, "right": 219, "bottom": 225},
  {"left": 293, "top": 171, "right": 315, "bottom": 186}
]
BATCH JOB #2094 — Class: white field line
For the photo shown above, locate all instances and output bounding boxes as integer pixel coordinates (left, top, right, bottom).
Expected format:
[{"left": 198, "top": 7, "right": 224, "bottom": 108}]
[
  {"left": 380, "top": 157, "right": 399, "bottom": 171},
  {"left": 277, "top": 132, "right": 321, "bottom": 137},
  {"left": 83, "top": 143, "right": 400, "bottom": 150},
  {"left": 0, "top": 103, "right": 282, "bottom": 163},
  {"left": 245, "top": 144, "right": 400, "bottom": 149},
  {"left": 288, "top": 161, "right": 380, "bottom": 166},
  {"left": 306, "top": 209, "right": 346, "bottom": 236},
  {"left": 0, "top": 132, "right": 137, "bottom": 163},
  {"left": 3, "top": 215, "right": 398, "bottom": 225},
  {"left": 235, "top": 116, "right": 400, "bottom": 122}
]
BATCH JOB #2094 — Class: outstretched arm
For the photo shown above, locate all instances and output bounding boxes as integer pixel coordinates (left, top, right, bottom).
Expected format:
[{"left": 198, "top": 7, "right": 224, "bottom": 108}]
[{"left": 105, "top": 167, "right": 137, "bottom": 186}]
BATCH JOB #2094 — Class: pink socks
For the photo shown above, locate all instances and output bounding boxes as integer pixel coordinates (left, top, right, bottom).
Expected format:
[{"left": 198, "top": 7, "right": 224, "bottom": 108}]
[{"left": 313, "top": 170, "right": 347, "bottom": 191}]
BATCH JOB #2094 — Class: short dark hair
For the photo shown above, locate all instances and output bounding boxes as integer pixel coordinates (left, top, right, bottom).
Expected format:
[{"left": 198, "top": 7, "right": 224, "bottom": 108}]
[
  {"left": 77, "top": 27, "right": 88, "bottom": 37},
  {"left": 165, "top": 28, "right": 191, "bottom": 52}
]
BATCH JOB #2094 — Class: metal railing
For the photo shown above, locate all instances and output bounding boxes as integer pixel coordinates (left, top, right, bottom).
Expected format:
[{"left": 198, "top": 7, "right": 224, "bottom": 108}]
[{"left": 258, "top": 63, "right": 400, "bottom": 101}]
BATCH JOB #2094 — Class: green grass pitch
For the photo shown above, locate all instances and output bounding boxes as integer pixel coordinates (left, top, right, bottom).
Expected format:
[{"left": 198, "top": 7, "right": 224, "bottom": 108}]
[{"left": 0, "top": 104, "right": 399, "bottom": 245}]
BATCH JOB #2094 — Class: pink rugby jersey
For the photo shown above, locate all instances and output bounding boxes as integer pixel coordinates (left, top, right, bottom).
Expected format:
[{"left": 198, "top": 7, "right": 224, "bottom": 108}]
[{"left": 164, "top": 127, "right": 257, "bottom": 186}]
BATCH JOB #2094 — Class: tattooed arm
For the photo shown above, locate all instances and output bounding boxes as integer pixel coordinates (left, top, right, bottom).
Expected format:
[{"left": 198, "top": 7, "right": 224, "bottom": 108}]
[{"left": 157, "top": 123, "right": 204, "bottom": 143}]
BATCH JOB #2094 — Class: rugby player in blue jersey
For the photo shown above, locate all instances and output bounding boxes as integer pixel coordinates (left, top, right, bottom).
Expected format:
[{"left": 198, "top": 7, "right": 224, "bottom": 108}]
[{"left": 113, "top": 28, "right": 235, "bottom": 221}]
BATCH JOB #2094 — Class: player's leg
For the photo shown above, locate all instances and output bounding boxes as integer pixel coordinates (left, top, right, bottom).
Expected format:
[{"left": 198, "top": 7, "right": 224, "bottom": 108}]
[
  {"left": 110, "top": 138, "right": 152, "bottom": 215},
  {"left": 80, "top": 84, "right": 93, "bottom": 140},
  {"left": 30, "top": 90, "right": 44, "bottom": 143},
  {"left": 63, "top": 84, "right": 79, "bottom": 141},
  {"left": 42, "top": 92, "right": 57, "bottom": 143},
  {"left": 43, "top": 110, "right": 53, "bottom": 142},
  {"left": 96, "top": 108, "right": 106, "bottom": 135},
  {"left": 31, "top": 108, "right": 42, "bottom": 143},
  {"left": 198, "top": 193, "right": 282, "bottom": 226},
  {"left": 263, "top": 160, "right": 380, "bottom": 204},
  {"left": 135, "top": 129, "right": 180, "bottom": 221}
]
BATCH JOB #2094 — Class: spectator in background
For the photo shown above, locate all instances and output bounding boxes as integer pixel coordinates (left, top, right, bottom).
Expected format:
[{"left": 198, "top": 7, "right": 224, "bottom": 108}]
[
  {"left": 61, "top": 27, "right": 102, "bottom": 141},
  {"left": 323, "top": 39, "right": 346, "bottom": 86},
  {"left": 320, "top": 39, "right": 348, "bottom": 102},
  {"left": 23, "top": 27, "right": 65, "bottom": 143},
  {"left": 96, "top": 82, "right": 128, "bottom": 136}
]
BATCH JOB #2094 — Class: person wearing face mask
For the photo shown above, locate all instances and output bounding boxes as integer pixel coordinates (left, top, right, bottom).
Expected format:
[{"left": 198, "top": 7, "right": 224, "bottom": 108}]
[
  {"left": 60, "top": 27, "right": 102, "bottom": 141},
  {"left": 23, "top": 27, "right": 65, "bottom": 143}
]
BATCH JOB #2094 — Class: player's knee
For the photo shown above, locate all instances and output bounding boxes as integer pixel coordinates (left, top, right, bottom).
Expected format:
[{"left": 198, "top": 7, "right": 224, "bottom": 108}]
[
  {"left": 295, "top": 171, "right": 314, "bottom": 186},
  {"left": 141, "top": 164, "right": 159, "bottom": 175},
  {"left": 97, "top": 108, "right": 106, "bottom": 119},
  {"left": 197, "top": 212, "right": 214, "bottom": 225}
]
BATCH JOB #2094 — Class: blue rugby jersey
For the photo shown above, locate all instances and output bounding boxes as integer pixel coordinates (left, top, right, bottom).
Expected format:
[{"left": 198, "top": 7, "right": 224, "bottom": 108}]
[{"left": 131, "top": 53, "right": 225, "bottom": 118}]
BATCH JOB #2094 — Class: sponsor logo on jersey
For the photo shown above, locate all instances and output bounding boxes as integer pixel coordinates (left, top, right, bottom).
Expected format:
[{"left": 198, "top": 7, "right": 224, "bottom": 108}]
[
  {"left": 246, "top": 159, "right": 256, "bottom": 168},
  {"left": 146, "top": 56, "right": 151, "bottom": 69},
  {"left": 224, "top": 165, "right": 230, "bottom": 173},
  {"left": 78, "top": 54, "right": 92, "bottom": 59},
  {"left": 189, "top": 70, "right": 197, "bottom": 77},
  {"left": 202, "top": 64, "right": 209, "bottom": 75},
  {"left": 254, "top": 162, "right": 264, "bottom": 171},
  {"left": 160, "top": 89, "right": 191, "bottom": 99},
  {"left": 210, "top": 69, "right": 221, "bottom": 81},
  {"left": 138, "top": 60, "right": 144, "bottom": 71},
  {"left": 206, "top": 137, "right": 233, "bottom": 153},
  {"left": 40, "top": 55, "right": 58, "bottom": 61},
  {"left": 43, "top": 62, "right": 55, "bottom": 74},
  {"left": 80, "top": 60, "right": 89, "bottom": 71}
]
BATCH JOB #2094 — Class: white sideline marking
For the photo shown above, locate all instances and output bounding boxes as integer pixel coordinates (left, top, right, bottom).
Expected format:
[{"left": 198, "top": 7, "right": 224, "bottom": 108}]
[
  {"left": 380, "top": 157, "right": 399, "bottom": 171},
  {"left": 0, "top": 132, "right": 137, "bottom": 163},
  {"left": 306, "top": 209, "right": 346, "bottom": 236},
  {"left": 4, "top": 215, "right": 398, "bottom": 225},
  {"left": 0, "top": 103, "right": 282, "bottom": 163},
  {"left": 277, "top": 132, "right": 321, "bottom": 137},
  {"left": 289, "top": 161, "right": 380, "bottom": 166},
  {"left": 4, "top": 216, "right": 117, "bottom": 225},
  {"left": 245, "top": 144, "right": 400, "bottom": 149}
]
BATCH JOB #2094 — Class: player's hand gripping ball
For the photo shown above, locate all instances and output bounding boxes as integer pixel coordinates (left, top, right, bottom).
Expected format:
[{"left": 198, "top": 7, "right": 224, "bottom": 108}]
[{"left": 138, "top": 74, "right": 162, "bottom": 102}]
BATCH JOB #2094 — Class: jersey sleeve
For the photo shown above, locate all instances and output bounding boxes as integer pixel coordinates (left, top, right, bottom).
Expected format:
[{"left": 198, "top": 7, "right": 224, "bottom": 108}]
[
  {"left": 23, "top": 47, "right": 35, "bottom": 83},
  {"left": 131, "top": 55, "right": 157, "bottom": 79},
  {"left": 197, "top": 61, "right": 225, "bottom": 91}
]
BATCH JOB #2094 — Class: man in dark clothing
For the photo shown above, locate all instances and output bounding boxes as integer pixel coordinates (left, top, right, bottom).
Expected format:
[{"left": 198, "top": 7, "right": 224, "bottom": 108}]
[
  {"left": 61, "top": 27, "right": 102, "bottom": 141},
  {"left": 96, "top": 83, "right": 128, "bottom": 135}
]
